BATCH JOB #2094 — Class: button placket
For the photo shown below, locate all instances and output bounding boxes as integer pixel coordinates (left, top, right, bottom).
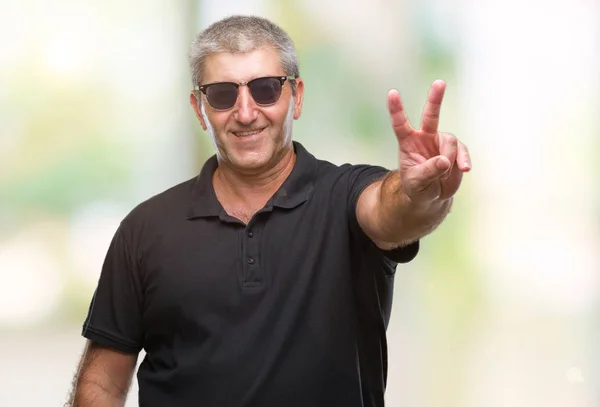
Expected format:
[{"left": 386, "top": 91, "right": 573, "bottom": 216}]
[{"left": 241, "top": 222, "right": 261, "bottom": 286}]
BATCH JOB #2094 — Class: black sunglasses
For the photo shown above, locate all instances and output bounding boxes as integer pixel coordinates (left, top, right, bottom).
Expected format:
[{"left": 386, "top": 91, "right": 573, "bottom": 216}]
[{"left": 195, "top": 75, "right": 296, "bottom": 111}]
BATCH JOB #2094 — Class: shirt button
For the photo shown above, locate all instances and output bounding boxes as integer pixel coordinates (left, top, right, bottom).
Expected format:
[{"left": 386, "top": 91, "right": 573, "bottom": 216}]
[
  {"left": 247, "top": 257, "right": 255, "bottom": 265},
  {"left": 247, "top": 231, "right": 253, "bottom": 238}
]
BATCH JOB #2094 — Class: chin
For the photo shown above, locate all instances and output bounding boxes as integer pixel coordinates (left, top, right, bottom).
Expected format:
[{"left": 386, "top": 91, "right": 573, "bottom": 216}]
[
  {"left": 230, "top": 150, "right": 271, "bottom": 170},
  {"left": 218, "top": 136, "right": 289, "bottom": 171}
]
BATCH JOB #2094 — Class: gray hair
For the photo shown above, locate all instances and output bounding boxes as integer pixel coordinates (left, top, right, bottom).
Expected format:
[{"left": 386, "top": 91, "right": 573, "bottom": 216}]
[{"left": 188, "top": 15, "right": 300, "bottom": 96}]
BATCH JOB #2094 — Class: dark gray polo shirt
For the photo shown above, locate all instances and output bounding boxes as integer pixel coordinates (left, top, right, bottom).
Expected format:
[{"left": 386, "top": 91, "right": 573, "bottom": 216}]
[{"left": 82, "top": 141, "right": 419, "bottom": 407}]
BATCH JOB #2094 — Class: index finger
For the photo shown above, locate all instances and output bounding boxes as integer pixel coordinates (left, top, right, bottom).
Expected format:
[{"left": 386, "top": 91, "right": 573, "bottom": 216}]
[
  {"left": 421, "top": 79, "right": 446, "bottom": 134},
  {"left": 387, "top": 89, "right": 414, "bottom": 140}
]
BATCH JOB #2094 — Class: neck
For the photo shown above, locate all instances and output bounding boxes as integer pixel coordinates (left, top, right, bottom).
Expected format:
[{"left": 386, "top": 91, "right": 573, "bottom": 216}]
[{"left": 213, "top": 145, "right": 296, "bottom": 205}]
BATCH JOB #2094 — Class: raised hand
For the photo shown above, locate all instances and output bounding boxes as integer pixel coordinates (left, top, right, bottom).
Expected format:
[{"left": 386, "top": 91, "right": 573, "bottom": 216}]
[{"left": 388, "top": 80, "right": 471, "bottom": 203}]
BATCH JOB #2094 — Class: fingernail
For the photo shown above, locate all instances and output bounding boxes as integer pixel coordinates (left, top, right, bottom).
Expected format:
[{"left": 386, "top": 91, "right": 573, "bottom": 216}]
[{"left": 464, "top": 161, "right": 471, "bottom": 169}]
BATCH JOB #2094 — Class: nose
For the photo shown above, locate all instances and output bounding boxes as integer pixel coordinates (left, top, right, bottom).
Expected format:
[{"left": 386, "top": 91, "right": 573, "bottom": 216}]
[{"left": 233, "top": 85, "right": 258, "bottom": 125}]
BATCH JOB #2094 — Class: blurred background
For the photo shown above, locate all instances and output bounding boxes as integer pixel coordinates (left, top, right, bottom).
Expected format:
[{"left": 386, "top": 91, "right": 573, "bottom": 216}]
[{"left": 1, "top": 0, "right": 599, "bottom": 405}]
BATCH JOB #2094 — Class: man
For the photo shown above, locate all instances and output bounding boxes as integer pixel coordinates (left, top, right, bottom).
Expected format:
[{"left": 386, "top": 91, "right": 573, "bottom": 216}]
[{"left": 67, "top": 15, "right": 471, "bottom": 407}]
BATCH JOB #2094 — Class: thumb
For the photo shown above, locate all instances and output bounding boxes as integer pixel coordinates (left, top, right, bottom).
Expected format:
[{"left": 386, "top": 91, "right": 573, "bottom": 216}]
[{"left": 403, "top": 156, "right": 451, "bottom": 193}]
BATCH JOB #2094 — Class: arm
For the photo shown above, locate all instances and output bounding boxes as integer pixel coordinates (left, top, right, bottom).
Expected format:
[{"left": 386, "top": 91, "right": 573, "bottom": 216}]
[
  {"left": 357, "top": 80, "right": 470, "bottom": 250},
  {"left": 357, "top": 171, "right": 452, "bottom": 250},
  {"left": 70, "top": 223, "right": 144, "bottom": 406},
  {"left": 66, "top": 340, "right": 138, "bottom": 407}
]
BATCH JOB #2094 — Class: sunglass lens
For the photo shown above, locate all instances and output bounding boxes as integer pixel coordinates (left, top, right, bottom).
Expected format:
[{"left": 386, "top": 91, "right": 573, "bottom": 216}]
[
  {"left": 206, "top": 83, "right": 238, "bottom": 110},
  {"left": 249, "top": 77, "right": 282, "bottom": 105}
]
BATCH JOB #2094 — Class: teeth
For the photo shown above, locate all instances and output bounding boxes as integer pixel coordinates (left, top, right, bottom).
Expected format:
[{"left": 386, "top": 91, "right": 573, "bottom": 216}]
[{"left": 236, "top": 129, "right": 261, "bottom": 137}]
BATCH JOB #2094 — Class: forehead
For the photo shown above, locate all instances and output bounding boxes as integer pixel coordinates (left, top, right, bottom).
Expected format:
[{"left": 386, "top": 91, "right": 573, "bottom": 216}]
[{"left": 202, "top": 47, "right": 284, "bottom": 84}]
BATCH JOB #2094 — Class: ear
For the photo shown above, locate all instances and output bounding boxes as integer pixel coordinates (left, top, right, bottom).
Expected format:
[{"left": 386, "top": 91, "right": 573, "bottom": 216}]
[
  {"left": 293, "top": 78, "right": 304, "bottom": 120},
  {"left": 190, "top": 91, "right": 207, "bottom": 131}
]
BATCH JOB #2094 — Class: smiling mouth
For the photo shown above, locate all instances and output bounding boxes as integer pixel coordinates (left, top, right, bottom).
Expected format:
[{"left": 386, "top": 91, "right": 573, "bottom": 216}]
[{"left": 233, "top": 127, "right": 265, "bottom": 137}]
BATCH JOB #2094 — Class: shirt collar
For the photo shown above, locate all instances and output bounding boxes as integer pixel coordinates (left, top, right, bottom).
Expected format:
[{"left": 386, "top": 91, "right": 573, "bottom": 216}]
[{"left": 186, "top": 141, "right": 318, "bottom": 220}]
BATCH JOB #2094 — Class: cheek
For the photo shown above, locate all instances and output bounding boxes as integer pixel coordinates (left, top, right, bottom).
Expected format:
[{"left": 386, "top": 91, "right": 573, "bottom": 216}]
[
  {"left": 264, "top": 105, "right": 291, "bottom": 128},
  {"left": 204, "top": 113, "right": 231, "bottom": 137}
]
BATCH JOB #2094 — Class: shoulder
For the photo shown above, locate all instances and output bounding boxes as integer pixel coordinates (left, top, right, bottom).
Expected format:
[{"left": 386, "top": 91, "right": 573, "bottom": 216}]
[
  {"left": 295, "top": 141, "right": 390, "bottom": 187},
  {"left": 119, "top": 176, "right": 197, "bottom": 237},
  {"left": 315, "top": 158, "right": 391, "bottom": 202},
  {"left": 312, "top": 155, "right": 390, "bottom": 186}
]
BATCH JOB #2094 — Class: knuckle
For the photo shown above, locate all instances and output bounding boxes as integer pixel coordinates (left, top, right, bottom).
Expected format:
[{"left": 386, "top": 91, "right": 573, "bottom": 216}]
[
  {"left": 438, "top": 133, "right": 457, "bottom": 149},
  {"left": 443, "top": 132, "right": 456, "bottom": 142}
]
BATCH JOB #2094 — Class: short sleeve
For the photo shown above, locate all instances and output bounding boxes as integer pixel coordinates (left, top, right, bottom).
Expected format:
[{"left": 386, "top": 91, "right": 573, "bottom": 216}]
[
  {"left": 81, "top": 223, "right": 144, "bottom": 354},
  {"left": 346, "top": 164, "right": 419, "bottom": 264}
]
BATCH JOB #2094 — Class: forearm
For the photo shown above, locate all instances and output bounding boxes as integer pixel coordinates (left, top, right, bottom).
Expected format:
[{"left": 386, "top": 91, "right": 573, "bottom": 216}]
[
  {"left": 70, "top": 372, "right": 129, "bottom": 407},
  {"left": 66, "top": 342, "right": 136, "bottom": 407},
  {"left": 371, "top": 171, "right": 452, "bottom": 247}
]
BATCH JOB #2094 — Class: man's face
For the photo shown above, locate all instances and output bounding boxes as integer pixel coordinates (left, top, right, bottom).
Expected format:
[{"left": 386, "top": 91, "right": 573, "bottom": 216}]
[{"left": 190, "top": 47, "right": 304, "bottom": 172}]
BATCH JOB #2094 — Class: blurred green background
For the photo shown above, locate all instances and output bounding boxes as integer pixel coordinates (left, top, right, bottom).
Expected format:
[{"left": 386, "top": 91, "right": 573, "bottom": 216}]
[{"left": 1, "top": 0, "right": 598, "bottom": 406}]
